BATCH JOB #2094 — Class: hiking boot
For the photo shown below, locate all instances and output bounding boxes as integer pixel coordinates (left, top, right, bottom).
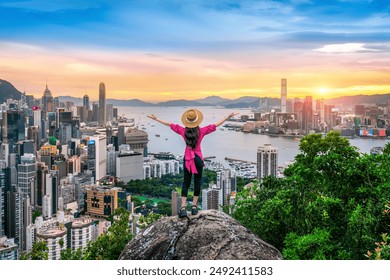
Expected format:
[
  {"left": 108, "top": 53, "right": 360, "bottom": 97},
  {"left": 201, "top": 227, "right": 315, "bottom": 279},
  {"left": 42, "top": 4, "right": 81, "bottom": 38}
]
[
  {"left": 178, "top": 206, "right": 187, "bottom": 218},
  {"left": 191, "top": 205, "right": 198, "bottom": 215}
]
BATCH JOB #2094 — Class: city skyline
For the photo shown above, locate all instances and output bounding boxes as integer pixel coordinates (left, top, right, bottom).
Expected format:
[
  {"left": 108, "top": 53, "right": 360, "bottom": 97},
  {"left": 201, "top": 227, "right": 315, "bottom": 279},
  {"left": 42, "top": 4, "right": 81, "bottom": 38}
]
[{"left": 1, "top": 1, "right": 390, "bottom": 101}]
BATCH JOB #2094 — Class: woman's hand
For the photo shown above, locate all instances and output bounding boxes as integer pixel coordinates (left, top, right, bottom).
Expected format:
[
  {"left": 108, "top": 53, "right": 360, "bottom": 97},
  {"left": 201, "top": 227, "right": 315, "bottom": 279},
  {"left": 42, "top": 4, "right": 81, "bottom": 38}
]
[
  {"left": 147, "top": 114, "right": 171, "bottom": 126},
  {"left": 228, "top": 112, "right": 239, "bottom": 119},
  {"left": 147, "top": 114, "right": 158, "bottom": 120}
]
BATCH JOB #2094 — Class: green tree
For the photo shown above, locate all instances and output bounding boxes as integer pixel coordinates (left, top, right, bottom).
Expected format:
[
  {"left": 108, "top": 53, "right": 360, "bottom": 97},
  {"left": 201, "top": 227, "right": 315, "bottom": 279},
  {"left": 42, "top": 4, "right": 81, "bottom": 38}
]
[
  {"left": 232, "top": 131, "right": 390, "bottom": 259},
  {"left": 157, "top": 201, "right": 171, "bottom": 216},
  {"left": 366, "top": 203, "right": 390, "bottom": 260},
  {"left": 138, "top": 212, "right": 163, "bottom": 229},
  {"left": 60, "top": 247, "right": 85, "bottom": 260},
  {"left": 20, "top": 241, "right": 48, "bottom": 260},
  {"left": 32, "top": 210, "right": 41, "bottom": 223},
  {"left": 84, "top": 207, "right": 133, "bottom": 260}
]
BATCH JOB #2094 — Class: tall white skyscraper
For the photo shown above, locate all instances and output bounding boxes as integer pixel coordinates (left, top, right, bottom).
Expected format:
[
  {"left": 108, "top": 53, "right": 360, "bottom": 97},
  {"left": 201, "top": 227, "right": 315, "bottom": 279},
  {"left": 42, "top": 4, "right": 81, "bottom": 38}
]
[
  {"left": 257, "top": 144, "right": 278, "bottom": 181},
  {"left": 281, "top": 78, "right": 287, "bottom": 113},
  {"left": 89, "top": 135, "right": 107, "bottom": 181}
]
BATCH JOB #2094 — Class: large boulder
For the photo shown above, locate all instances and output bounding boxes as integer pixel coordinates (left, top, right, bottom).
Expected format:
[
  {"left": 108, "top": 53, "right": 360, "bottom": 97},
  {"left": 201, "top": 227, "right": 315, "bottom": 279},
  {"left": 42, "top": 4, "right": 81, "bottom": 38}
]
[{"left": 119, "top": 209, "right": 282, "bottom": 260}]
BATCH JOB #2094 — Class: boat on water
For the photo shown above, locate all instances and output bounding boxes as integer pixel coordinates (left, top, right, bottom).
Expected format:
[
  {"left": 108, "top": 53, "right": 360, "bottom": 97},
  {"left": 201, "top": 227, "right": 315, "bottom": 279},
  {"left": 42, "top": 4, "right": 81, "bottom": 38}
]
[{"left": 155, "top": 134, "right": 160, "bottom": 137}]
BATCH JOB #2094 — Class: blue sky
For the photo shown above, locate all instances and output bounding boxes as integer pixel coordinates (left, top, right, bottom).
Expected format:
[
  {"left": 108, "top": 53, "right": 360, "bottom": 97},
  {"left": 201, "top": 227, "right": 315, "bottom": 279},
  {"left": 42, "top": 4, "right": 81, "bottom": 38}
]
[
  {"left": 0, "top": 0, "right": 389, "bottom": 100},
  {"left": 1, "top": 0, "right": 389, "bottom": 51}
]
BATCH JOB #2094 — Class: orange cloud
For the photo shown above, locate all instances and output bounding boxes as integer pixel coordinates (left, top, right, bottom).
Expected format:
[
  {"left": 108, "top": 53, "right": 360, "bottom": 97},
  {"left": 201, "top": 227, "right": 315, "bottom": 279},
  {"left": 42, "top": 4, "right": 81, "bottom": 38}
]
[{"left": 1, "top": 42, "right": 389, "bottom": 102}]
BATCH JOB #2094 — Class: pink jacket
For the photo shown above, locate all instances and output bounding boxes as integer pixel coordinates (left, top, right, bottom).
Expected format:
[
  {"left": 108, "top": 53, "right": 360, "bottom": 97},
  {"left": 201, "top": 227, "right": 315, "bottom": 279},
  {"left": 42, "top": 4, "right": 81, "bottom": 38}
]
[{"left": 170, "top": 123, "right": 216, "bottom": 173}]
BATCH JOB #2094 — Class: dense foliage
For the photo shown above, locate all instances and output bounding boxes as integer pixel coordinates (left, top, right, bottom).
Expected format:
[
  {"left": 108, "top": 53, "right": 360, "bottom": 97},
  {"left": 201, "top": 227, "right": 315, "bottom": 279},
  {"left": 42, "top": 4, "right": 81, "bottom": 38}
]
[
  {"left": 233, "top": 131, "right": 390, "bottom": 260},
  {"left": 20, "top": 241, "right": 49, "bottom": 260},
  {"left": 61, "top": 207, "right": 132, "bottom": 260},
  {"left": 125, "top": 170, "right": 216, "bottom": 199}
]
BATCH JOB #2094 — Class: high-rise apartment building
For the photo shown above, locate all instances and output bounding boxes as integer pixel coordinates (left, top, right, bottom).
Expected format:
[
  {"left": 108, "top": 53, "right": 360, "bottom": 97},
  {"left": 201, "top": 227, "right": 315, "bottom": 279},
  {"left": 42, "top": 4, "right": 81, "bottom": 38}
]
[
  {"left": 98, "top": 82, "right": 106, "bottom": 124},
  {"left": 202, "top": 185, "right": 220, "bottom": 211},
  {"left": 0, "top": 238, "right": 18, "bottom": 260},
  {"left": 6, "top": 185, "right": 22, "bottom": 247},
  {"left": 171, "top": 190, "right": 181, "bottom": 216},
  {"left": 281, "top": 78, "right": 287, "bottom": 113},
  {"left": 36, "top": 227, "right": 67, "bottom": 260},
  {"left": 71, "top": 218, "right": 93, "bottom": 251},
  {"left": 216, "top": 169, "right": 236, "bottom": 207},
  {"left": 257, "top": 144, "right": 278, "bottom": 182},
  {"left": 0, "top": 169, "right": 5, "bottom": 237}
]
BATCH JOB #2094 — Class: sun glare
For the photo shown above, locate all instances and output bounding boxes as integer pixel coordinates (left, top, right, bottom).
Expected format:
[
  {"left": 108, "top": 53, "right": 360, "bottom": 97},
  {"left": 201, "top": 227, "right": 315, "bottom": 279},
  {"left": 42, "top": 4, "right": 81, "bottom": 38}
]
[{"left": 318, "top": 88, "right": 328, "bottom": 94}]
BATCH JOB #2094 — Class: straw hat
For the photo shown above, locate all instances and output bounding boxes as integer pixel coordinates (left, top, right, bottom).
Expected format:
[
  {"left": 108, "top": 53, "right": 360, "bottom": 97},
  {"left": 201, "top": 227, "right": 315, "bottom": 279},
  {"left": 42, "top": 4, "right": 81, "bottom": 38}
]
[{"left": 181, "top": 108, "right": 203, "bottom": 128}]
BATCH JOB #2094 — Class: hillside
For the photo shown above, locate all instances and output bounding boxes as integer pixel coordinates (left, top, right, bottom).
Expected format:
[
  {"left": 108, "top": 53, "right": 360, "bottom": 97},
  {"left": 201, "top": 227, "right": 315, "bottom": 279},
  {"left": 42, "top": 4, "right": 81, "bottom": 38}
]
[
  {"left": 326, "top": 93, "right": 390, "bottom": 105},
  {"left": 0, "top": 79, "right": 22, "bottom": 103}
]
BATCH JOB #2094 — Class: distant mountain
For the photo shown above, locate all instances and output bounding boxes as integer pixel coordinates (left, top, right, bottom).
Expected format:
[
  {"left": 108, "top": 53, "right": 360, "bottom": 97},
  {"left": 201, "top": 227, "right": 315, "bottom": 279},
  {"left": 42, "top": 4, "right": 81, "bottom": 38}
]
[
  {"left": 0, "top": 79, "right": 22, "bottom": 103},
  {"left": 156, "top": 99, "right": 204, "bottom": 107},
  {"left": 107, "top": 99, "right": 154, "bottom": 107},
  {"left": 4, "top": 78, "right": 389, "bottom": 109},
  {"left": 326, "top": 94, "right": 390, "bottom": 105},
  {"left": 194, "top": 95, "right": 230, "bottom": 105}
]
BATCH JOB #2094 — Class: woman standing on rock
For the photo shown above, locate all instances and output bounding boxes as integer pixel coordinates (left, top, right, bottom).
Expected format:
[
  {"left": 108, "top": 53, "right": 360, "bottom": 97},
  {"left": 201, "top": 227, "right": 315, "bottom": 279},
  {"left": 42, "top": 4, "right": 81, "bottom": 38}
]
[{"left": 148, "top": 109, "right": 238, "bottom": 217}]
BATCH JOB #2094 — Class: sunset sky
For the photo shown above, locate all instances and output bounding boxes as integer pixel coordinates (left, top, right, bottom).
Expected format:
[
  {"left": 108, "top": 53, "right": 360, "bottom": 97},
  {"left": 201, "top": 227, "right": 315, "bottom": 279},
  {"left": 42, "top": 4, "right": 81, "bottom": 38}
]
[{"left": 1, "top": 0, "right": 390, "bottom": 102}]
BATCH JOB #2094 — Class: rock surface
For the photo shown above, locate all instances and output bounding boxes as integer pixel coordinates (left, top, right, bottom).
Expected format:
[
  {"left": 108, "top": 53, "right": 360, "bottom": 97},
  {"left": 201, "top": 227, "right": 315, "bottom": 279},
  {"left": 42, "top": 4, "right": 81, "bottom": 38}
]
[{"left": 119, "top": 209, "right": 283, "bottom": 260}]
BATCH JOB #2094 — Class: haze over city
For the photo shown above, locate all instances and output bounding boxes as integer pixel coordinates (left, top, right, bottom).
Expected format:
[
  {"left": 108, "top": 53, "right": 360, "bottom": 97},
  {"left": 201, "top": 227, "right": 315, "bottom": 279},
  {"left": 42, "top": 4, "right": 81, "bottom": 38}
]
[{"left": 1, "top": 0, "right": 390, "bottom": 101}]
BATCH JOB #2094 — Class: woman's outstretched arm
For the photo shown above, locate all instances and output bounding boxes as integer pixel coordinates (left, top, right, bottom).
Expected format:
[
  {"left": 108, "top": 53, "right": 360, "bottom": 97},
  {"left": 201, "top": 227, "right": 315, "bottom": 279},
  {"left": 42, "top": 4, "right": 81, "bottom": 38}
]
[
  {"left": 147, "top": 114, "right": 171, "bottom": 126},
  {"left": 215, "top": 112, "right": 239, "bottom": 127}
]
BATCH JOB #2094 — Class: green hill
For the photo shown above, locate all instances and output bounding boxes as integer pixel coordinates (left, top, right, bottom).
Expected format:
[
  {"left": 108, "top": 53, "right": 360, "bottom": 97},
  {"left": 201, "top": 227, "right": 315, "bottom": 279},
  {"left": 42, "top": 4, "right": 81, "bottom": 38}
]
[{"left": 0, "top": 79, "right": 22, "bottom": 103}]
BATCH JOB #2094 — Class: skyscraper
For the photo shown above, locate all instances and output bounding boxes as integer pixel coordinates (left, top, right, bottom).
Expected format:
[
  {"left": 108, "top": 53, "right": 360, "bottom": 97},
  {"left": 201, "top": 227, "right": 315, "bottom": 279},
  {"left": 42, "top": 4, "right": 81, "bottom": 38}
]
[
  {"left": 281, "top": 78, "right": 287, "bottom": 113},
  {"left": 83, "top": 94, "right": 90, "bottom": 110},
  {"left": 257, "top": 144, "right": 278, "bottom": 182},
  {"left": 46, "top": 170, "right": 59, "bottom": 216},
  {"left": 41, "top": 84, "right": 53, "bottom": 115},
  {"left": 171, "top": 190, "right": 181, "bottom": 216},
  {"left": 89, "top": 135, "right": 107, "bottom": 182},
  {"left": 98, "top": 82, "right": 106, "bottom": 124},
  {"left": 319, "top": 98, "right": 325, "bottom": 125},
  {"left": 202, "top": 185, "right": 220, "bottom": 211},
  {"left": 1, "top": 110, "right": 26, "bottom": 153},
  {"left": 216, "top": 169, "right": 236, "bottom": 207},
  {"left": 17, "top": 154, "right": 36, "bottom": 200},
  {"left": 0, "top": 168, "right": 5, "bottom": 237},
  {"left": 302, "top": 96, "right": 313, "bottom": 134},
  {"left": 106, "top": 104, "right": 113, "bottom": 122}
]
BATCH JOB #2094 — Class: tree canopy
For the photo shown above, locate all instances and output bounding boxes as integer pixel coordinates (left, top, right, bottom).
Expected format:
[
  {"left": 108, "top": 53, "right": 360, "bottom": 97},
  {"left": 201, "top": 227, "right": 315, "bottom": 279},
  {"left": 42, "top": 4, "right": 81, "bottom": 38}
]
[{"left": 233, "top": 131, "right": 390, "bottom": 259}]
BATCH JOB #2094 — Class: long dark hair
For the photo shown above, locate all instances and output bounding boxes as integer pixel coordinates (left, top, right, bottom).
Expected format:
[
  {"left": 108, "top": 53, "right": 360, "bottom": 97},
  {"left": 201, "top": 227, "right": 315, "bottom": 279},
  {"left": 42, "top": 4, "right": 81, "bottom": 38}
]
[{"left": 185, "top": 127, "right": 199, "bottom": 149}]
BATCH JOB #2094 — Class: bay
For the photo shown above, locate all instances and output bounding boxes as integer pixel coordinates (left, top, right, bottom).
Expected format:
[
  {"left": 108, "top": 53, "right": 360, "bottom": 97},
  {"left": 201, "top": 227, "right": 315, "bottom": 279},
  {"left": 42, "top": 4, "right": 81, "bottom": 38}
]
[{"left": 117, "top": 106, "right": 390, "bottom": 166}]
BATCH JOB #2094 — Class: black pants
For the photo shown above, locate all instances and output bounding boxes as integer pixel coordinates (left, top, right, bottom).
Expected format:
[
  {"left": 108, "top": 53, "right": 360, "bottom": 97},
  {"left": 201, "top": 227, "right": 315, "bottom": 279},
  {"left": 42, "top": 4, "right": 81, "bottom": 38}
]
[{"left": 182, "top": 155, "right": 203, "bottom": 197}]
